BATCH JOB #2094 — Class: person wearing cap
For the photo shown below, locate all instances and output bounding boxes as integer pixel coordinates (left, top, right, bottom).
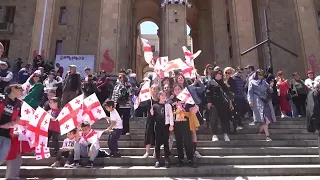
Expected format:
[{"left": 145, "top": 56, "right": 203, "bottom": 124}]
[
  {"left": 0, "top": 84, "right": 24, "bottom": 164},
  {"left": 0, "top": 61, "right": 13, "bottom": 94},
  {"left": 61, "top": 65, "right": 81, "bottom": 106},
  {"left": 305, "top": 70, "right": 315, "bottom": 91}
]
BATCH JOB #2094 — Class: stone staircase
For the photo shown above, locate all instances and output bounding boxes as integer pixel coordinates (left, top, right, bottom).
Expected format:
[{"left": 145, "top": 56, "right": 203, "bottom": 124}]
[{"left": 1, "top": 117, "right": 320, "bottom": 178}]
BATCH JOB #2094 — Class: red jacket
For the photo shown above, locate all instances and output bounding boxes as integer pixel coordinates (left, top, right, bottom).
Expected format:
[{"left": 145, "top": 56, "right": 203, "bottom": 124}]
[{"left": 0, "top": 97, "right": 34, "bottom": 160}]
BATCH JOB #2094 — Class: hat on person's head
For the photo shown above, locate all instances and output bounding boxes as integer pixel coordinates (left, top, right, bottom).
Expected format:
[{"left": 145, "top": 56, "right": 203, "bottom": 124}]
[
  {"left": 84, "top": 67, "right": 91, "bottom": 71},
  {"left": 214, "top": 66, "right": 221, "bottom": 71},
  {"left": 69, "top": 64, "right": 77, "bottom": 68},
  {"left": 81, "top": 121, "right": 91, "bottom": 127}
]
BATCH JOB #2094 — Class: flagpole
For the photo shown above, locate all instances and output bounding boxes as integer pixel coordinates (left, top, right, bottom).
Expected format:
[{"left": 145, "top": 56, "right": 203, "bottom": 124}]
[{"left": 38, "top": 0, "right": 48, "bottom": 56}]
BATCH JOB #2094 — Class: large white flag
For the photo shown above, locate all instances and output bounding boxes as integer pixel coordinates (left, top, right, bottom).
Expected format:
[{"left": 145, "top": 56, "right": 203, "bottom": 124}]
[
  {"left": 177, "top": 87, "right": 195, "bottom": 104},
  {"left": 134, "top": 81, "right": 151, "bottom": 110}
]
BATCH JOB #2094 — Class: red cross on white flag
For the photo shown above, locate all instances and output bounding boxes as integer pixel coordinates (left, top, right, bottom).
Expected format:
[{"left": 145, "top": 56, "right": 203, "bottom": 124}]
[
  {"left": 57, "top": 94, "right": 84, "bottom": 135},
  {"left": 177, "top": 88, "right": 195, "bottom": 104},
  {"left": 17, "top": 101, "right": 35, "bottom": 142},
  {"left": 81, "top": 93, "right": 107, "bottom": 125},
  {"left": 154, "top": 56, "right": 169, "bottom": 78},
  {"left": 26, "top": 107, "right": 52, "bottom": 148},
  {"left": 141, "top": 38, "right": 155, "bottom": 67},
  {"left": 182, "top": 46, "right": 201, "bottom": 67},
  {"left": 79, "top": 129, "right": 104, "bottom": 149},
  {"left": 134, "top": 81, "right": 151, "bottom": 110},
  {"left": 35, "top": 142, "right": 51, "bottom": 160}
]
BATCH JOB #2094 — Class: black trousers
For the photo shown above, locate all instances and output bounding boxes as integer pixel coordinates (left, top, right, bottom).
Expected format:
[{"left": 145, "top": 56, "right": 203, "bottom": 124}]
[
  {"left": 108, "top": 129, "right": 122, "bottom": 154},
  {"left": 155, "top": 123, "right": 170, "bottom": 160},
  {"left": 56, "top": 149, "right": 74, "bottom": 163},
  {"left": 292, "top": 94, "right": 307, "bottom": 116},
  {"left": 117, "top": 108, "right": 131, "bottom": 135},
  {"left": 206, "top": 106, "right": 220, "bottom": 134},
  {"left": 48, "top": 131, "right": 59, "bottom": 152},
  {"left": 214, "top": 103, "right": 231, "bottom": 134},
  {"left": 174, "top": 121, "right": 193, "bottom": 161}
]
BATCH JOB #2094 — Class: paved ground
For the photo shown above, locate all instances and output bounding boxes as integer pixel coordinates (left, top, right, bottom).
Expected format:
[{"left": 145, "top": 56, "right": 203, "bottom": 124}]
[{"left": 2, "top": 177, "right": 318, "bottom": 180}]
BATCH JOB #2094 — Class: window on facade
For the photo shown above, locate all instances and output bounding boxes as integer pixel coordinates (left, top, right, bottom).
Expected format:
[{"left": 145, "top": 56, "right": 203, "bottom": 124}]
[
  {"left": 59, "top": 6, "right": 67, "bottom": 25},
  {"left": 0, "top": 7, "right": 4, "bottom": 23},
  {"left": 0, "top": 40, "right": 10, "bottom": 57},
  {"left": 229, "top": 45, "right": 233, "bottom": 59},
  {"left": 151, "top": 45, "right": 156, "bottom": 52},
  {"left": 55, "top": 40, "right": 63, "bottom": 55},
  {"left": 4, "top": 6, "right": 16, "bottom": 23}
]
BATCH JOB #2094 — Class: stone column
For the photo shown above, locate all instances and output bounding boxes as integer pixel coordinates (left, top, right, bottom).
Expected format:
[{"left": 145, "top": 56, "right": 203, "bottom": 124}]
[
  {"left": 163, "top": 4, "right": 187, "bottom": 60},
  {"left": 230, "top": 0, "right": 258, "bottom": 68},
  {"left": 294, "top": 0, "right": 320, "bottom": 73},
  {"left": 97, "top": 0, "right": 121, "bottom": 73},
  {"left": 212, "top": 0, "right": 230, "bottom": 68},
  {"left": 197, "top": 9, "right": 214, "bottom": 71},
  {"left": 29, "top": 0, "right": 56, "bottom": 62}
]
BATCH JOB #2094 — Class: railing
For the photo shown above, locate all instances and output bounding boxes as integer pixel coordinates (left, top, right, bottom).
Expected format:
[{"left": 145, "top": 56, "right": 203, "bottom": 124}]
[{"left": 0, "top": 22, "right": 14, "bottom": 34}]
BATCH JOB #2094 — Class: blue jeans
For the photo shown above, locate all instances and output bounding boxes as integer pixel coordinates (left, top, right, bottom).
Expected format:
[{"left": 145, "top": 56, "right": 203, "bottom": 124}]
[{"left": 0, "top": 136, "right": 11, "bottom": 164}]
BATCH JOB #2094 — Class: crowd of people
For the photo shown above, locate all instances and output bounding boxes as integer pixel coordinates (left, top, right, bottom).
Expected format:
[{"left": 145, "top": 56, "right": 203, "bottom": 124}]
[{"left": 1, "top": 49, "right": 320, "bottom": 178}]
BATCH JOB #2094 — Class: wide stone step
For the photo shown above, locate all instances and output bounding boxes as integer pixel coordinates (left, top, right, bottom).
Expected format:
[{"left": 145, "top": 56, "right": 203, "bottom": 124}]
[
  {"left": 10, "top": 155, "right": 320, "bottom": 166},
  {"left": 2, "top": 165, "right": 320, "bottom": 177},
  {"left": 127, "top": 128, "right": 310, "bottom": 134},
  {"left": 78, "top": 134, "right": 318, "bottom": 141},
  {"left": 51, "top": 140, "right": 318, "bottom": 148}
]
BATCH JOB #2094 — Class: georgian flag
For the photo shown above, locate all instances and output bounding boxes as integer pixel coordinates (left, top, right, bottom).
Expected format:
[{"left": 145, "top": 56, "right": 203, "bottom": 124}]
[
  {"left": 182, "top": 46, "right": 201, "bottom": 67},
  {"left": 163, "top": 58, "right": 194, "bottom": 78},
  {"left": 26, "top": 107, "right": 52, "bottom": 148},
  {"left": 154, "top": 56, "right": 170, "bottom": 78},
  {"left": 134, "top": 80, "right": 151, "bottom": 110},
  {"left": 57, "top": 94, "right": 84, "bottom": 135},
  {"left": 35, "top": 144, "right": 51, "bottom": 160},
  {"left": 79, "top": 129, "right": 104, "bottom": 149},
  {"left": 80, "top": 93, "right": 107, "bottom": 125},
  {"left": 177, "top": 88, "right": 195, "bottom": 104},
  {"left": 18, "top": 102, "right": 35, "bottom": 142},
  {"left": 141, "top": 38, "right": 155, "bottom": 67}
]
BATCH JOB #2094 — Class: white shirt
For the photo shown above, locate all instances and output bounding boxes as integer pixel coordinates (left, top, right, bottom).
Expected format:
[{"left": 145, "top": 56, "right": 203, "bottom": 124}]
[
  {"left": 305, "top": 78, "right": 314, "bottom": 89},
  {"left": 110, "top": 109, "right": 123, "bottom": 129},
  {"left": 62, "top": 138, "right": 75, "bottom": 148}
]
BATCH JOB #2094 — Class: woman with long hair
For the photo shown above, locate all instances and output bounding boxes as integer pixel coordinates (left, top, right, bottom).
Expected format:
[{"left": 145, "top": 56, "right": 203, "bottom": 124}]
[
  {"left": 276, "top": 71, "right": 291, "bottom": 118},
  {"left": 23, "top": 72, "right": 44, "bottom": 109},
  {"left": 174, "top": 73, "right": 202, "bottom": 158},
  {"left": 248, "top": 69, "right": 276, "bottom": 141}
]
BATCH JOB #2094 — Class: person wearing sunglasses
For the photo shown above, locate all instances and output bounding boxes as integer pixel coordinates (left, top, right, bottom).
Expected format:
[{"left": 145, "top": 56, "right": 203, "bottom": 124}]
[
  {"left": 23, "top": 72, "right": 44, "bottom": 109},
  {"left": 247, "top": 69, "right": 276, "bottom": 141},
  {"left": 232, "top": 67, "right": 247, "bottom": 128}
]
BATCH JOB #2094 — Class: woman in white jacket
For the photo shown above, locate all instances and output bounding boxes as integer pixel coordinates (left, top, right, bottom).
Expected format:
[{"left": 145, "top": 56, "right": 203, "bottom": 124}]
[{"left": 43, "top": 71, "right": 63, "bottom": 93}]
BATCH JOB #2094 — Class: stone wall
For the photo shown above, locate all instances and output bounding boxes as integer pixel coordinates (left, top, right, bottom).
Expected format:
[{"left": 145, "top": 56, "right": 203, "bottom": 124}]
[
  {"left": 255, "top": 0, "right": 304, "bottom": 75},
  {"left": 0, "top": 0, "right": 37, "bottom": 62}
]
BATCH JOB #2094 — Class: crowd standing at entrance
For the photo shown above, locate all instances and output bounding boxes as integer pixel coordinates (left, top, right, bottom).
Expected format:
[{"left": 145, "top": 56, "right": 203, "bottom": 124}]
[{"left": 0, "top": 42, "right": 319, "bottom": 179}]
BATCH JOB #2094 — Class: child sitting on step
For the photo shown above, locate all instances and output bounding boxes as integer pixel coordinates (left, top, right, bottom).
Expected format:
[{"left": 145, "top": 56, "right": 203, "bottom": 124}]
[
  {"left": 50, "top": 128, "right": 77, "bottom": 168},
  {"left": 69, "top": 121, "right": 100, "bottom": 168},
  {"left": 104, "top": 99, "right": 122, "bottom": 158},
  {"left": 150, "top": 91, "right": 174, "bottom": 168}
]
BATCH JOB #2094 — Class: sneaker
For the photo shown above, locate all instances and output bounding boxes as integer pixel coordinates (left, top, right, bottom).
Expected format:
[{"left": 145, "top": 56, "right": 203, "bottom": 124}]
[
  {"left": 177, "top": 160, "right": 184, "bottom": 167},
  {"left": 155, "top": 161, "right": 160, "bottom": 168},
  {"left": 224, "top": 134, "right": 230, "bottom": 142},
  {"left": 125, "top": 133, "right": 130, "bottom": 136},
  {"left": 266, "top": 136, "right": 272, "bottom": 141},
  {"left": 212, "top": 135, "right": 219, "bottom": 142},
  {"left": 142, "top": 152, "right": 149, "bottom": 158},
  {"left": 188, "top": 160, "right": 197, "bottom": 168},
  {"left": 86, "top": 162, "right": 93, "bottom": 168},
  {"left": 64, "top": 163, "right": 70, "bottom": 168},
  {"left": 249, "top": 122, "right": 256, "bottom": 126},
  {"left": 69, "top": 162, "right": 81, "bottom": 168},
  {"left": 111, "top": 152, "right": 121, "bottom": 158},
  {"left": 194, "top": 151, "right": 202, "bottom": 158},
  {"left": 236, "top": 126, "right": 243, "bottom": 130},
  {"left": 165, "top": 159, "right": 170, "bottom": 168},
  {"left": 50, "top": 161, "right": 60, "bottom": 168},
  {"left": 281, "top": 114, "right": 289, "bottom": 118}
]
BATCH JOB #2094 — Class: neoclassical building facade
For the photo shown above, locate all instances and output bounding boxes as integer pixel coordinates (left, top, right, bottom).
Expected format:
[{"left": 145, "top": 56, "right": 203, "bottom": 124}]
[{"left": 0, "top": 0, "right": 320, "bottom": 79}]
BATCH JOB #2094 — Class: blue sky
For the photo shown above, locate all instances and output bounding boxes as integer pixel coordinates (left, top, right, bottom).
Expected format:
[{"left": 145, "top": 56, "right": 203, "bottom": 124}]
[{"left": 140, "top": 21, "right": 191, "bottom": 35}]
